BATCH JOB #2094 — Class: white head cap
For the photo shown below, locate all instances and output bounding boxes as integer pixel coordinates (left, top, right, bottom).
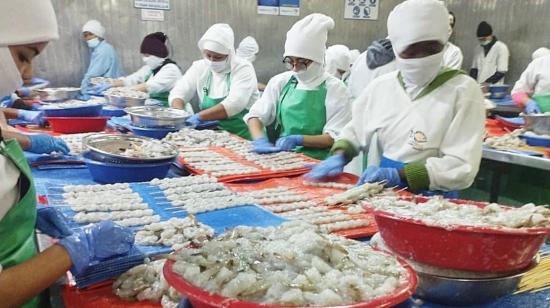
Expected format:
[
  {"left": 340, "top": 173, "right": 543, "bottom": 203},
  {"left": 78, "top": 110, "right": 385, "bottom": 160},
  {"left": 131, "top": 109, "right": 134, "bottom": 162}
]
[
  {"left": 532, "top": 47, "right": 550, "bottom": 60},
  {"left": 349, "top": 49, "right": 361, "bottom": 64},
  {"left": 325, "top": 45, "right": 352, "bottom": 75},
  {"left": 236, "top": 36, "right": 259, "bottom": 62},
  {"left": 388, "top": 0, "right": 449, "bottom": 55},
  {"left": 0, "top": 0, "right": 58, "bottom": 46},
  {"left": 284, "top": 13, "right": 335, "bottom": 64},
  {"left": 82, "top": 20, "right": 106, "bottom": 38},
  {"left": 198, "top": 23, "right": 235, "bottom": 55}
]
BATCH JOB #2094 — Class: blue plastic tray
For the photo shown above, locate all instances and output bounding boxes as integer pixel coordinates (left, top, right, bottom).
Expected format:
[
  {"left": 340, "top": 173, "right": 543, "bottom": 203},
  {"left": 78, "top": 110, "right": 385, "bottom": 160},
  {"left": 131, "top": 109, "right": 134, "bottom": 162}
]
[
  {"left": 129, "top": 124, "right": 179, "bottom": 139},
  {"left": 496, "top": 116, "right": 525, "bottom": 126},
  {"left": 101, "top": 106, "right": 126, "bottom": 117},
  {"left": 520, "top": 134, "right": 550, "bottom": 147},
  {"left": 40, "top": 104, "right": 103, "bottom": 117},
  {"left": 491, "top": 96, "right": 515, "bottom": 106}
]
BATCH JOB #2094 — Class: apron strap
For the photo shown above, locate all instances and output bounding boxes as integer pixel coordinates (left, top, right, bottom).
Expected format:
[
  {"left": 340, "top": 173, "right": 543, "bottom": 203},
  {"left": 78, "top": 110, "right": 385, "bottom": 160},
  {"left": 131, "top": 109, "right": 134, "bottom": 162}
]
[
  {"left": 398, "top": 68, "right": 466, "bottom": 101},
  {"left": 274, "top": 76, "right": 299, "bottom": 136}
]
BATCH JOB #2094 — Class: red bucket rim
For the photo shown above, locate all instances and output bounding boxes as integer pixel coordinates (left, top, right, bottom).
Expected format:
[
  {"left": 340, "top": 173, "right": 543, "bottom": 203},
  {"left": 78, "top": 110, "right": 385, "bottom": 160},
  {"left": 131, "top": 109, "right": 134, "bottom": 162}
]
[{"left": 44, "top": 116, "right": 109, "bottom": 120}]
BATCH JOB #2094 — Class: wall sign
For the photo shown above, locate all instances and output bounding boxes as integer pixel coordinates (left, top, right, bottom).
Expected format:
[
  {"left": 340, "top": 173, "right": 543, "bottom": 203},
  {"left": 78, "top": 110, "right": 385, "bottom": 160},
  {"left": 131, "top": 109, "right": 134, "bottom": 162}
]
[
  {"left": 258, "top": 0, "right": 279, "bottom": 15},
  {"left": 141, "top": 9, "right": 165, "bottom": 21},
  {"left": 258, "top": 0, "right": 300, "bottom": 16},
  {"left": 135, "top": 0, "right": 170, "bottom": 11},
  {"left": 344, "top": 0, "right": 379, "bottom": 20}
]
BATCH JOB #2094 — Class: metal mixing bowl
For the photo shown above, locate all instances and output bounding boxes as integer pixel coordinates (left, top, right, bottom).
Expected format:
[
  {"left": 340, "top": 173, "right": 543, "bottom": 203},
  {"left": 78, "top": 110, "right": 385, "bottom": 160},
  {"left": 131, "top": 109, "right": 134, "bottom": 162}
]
[
  {"left": 522, "top": 113, "right": 550, "bottom": 135},
  {"left": 37, "top": 87, "right": 80, "bottom": 102},
  {"left": 83, "top": 134, "right": 178, "bottom": 163},
  {"left": 125, "top": 106, "right": 190, "bottom": 128},
  {"left": 104, "top": 94, "right": 147, "bottom": 108}
]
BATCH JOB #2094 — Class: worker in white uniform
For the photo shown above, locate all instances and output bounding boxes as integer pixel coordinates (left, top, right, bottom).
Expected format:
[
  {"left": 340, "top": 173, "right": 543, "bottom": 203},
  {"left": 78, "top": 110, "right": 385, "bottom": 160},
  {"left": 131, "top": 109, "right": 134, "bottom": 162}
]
[
  {"left": 532, "top": 47, "right": 550, "bottom": 60},
  {"left": 307, "top": 0, "right": 485, "bottom": 198},
  {"left": 442, "top": 11, "right": 463, "bottom": 70},
  {"left": 236, "top": 36, "right": 266, "bottom": 91},
  {"left": 470, "top": 21, "right": 509, "bottom": 85},
  {"left": 342, "top": 49, "right": 361, "bottom": 83},
  {"left": 325, "top": 44, "right": 352, "bottom": 80},
  {"left": 244, "top": 14, "right": 351, "bottom": 160},
  {"left": 169, "top": 24, "right": 259, "bottom": 139},
  {"left": 511, "top": 51, "right": 550, "bottom": 114},
  {"left": 0, "top": 2, "right": 134, "bottom": 307},
  {"left": 93, "top": 32, "right": 182, "bottom": 107}
]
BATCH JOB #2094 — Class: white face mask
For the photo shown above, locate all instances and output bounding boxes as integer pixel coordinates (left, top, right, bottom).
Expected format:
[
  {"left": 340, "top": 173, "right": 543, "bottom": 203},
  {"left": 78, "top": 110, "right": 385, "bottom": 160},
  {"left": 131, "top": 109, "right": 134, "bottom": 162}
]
[
  {"left": 0, "top": 47, "right": 23, "bottom": 97},
  {"left": 205, "top": 57, "right": 229, "bottom": 73},
  {"left": 396, "top": 51, "right": 443, "bottom": 87},
  {"left": 143, "top": 55, "right": 165, "bottom": 70},
  {"left": 87, "top": 38, "right": 100, "bottom": 49},
  {"left": 295, "top": 62, "right": 324, "bottom": 84},
  {"left": 479, "top": 40, "right": 491, "bottom": 46}
]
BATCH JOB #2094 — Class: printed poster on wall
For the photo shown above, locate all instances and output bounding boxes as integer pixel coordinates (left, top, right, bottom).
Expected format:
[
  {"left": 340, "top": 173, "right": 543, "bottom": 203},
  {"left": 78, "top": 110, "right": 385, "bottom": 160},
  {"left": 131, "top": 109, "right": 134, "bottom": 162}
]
[
  {"left": 279, "top": 0, "right": 300, "bottom": 16},
  {"left": 134, "top": 0, "right": 170, "bottom": 11},
  {"left": 344, "top": 0, "right": 379, "bottom": 20},
  {"left": 258, "top": 0, "right": 279, "bottom": 15},
  {"left": 141, "top": 9, "right": 165, "bottom": 21}
]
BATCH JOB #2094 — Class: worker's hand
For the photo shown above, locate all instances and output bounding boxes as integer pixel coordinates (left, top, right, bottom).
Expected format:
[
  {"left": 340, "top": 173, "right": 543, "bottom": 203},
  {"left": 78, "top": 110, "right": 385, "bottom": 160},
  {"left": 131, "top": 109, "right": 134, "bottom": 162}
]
[
  {"left": 28, "top": 134, "right": 70, "bottom": 155},
  {"left": 58, "top": 220, "right": 134, "bottom": 275},
  {"left": 17, "top": 110, "right": 44, "bottom": 125},
  {"left": 525, "top": 99, "right": 541, "bottom": 114},
  {"left": 252, "top": 137, "right": 281, "bottom": 154},
  {"left": 185, "top": 114, "right": 203, "bottom": 128},
  {"left": 36, "top": 206, "right": 73, "bottom": 238},
  {"left": 275, "top": 135, "right": 304, "bottom": 151},
  {"left": 358, "top": 166, "right": 401, "bottom": 187},
  {"left": 16, "top": 87, "right": 32, "bottom": 97},
  {"left": 89, "top": 83, "right": 112, "bottom": 95},
  {"left": 305, "top": 154, "right": 345, "bottom": 180}
]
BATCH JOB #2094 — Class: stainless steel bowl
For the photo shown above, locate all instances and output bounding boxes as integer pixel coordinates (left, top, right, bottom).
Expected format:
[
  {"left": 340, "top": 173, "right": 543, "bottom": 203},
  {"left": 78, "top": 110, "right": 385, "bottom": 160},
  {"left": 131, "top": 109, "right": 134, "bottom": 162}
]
[
  {"left": 104, "top": 94, "right": 147, "bottom": 108},
  {"left": 83, "top": 134, "right": 178, "bottom": 163},
  {"left": 37, "top": 87, "right": 80, "bottom": 102},
  {"left": 522, "top": 113, "right": 550, "bottom": 135},
  {"left": 125, "top": 106, "right": 190, "bottom": 128}
]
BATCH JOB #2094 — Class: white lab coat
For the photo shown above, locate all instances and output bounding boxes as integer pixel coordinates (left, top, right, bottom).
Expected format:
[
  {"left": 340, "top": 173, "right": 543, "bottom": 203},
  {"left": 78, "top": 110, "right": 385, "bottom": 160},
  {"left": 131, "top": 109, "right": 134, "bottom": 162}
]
[
  {"left": 121, "top": 63, "right": 182, "bottom": 94},
  {"left": 512, "top": 54, "right": 550, "bottom": 96},
  {"left": 169, "top": 56, "right": 259, "bottom": 117},
  {"left": 0, "top": 153, "right": 20, "bottom": 220},
  {"left": 243, "top": 71, "right": 351, "bottom": 139},
  {"left": 348, "top": 51, "right": 397, "bottom": 100},
  {"left": 339, "top": 70, "right": 485, "bottom": 191},
  {"left": 472, "top": 41, "right": 509, "bottom": 85},
  {"left": 442, "top": 42, "right": 463, "bottom": 70}
]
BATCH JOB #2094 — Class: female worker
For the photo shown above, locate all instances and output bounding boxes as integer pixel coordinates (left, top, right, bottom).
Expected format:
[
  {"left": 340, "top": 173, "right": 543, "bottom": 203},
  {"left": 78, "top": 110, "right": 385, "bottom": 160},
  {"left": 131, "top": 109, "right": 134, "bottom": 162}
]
[
  {"left": 0, "top": 2, "right": 134, "bottom": 307},
  {"left": 511, "top": 51, "right": 550, "bottom": 114},
  {"left": 169, "top": 24, "right": 259, "bottom": 139},
  {"left": 80, "top": 20, "right": 123, "bottom": 96},
  {"left": 324, "top": 44, "right": 352, "bottom": 80},
  {"left": 236, "top": 36, "right": 267, "bottom": 91},
  {"left": 244, "top": 14, "right": 351, "bottom": 160},
  {"left": 93, "top": 32, "right": 182, "bottom": 106},
  {"left": 307, "top": 0, "right": 485, "bottom": 197}
]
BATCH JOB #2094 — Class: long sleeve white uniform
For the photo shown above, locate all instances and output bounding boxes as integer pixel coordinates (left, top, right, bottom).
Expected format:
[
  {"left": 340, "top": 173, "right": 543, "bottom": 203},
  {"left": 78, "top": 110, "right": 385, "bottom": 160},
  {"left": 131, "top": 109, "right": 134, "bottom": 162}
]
[
  {"left": 121, "top": 63, "right": 182, "bottom": 94},
  {"left": 442, "top": 42, "right": 463, "bottom": 70},
  {"left": 471, "top": 41, "right": 509, "bottom": 85},
  {"left": 244, "top": 71, "right": 351, "bottom": 139},
  {"left": 339, "top": 70, "right": 485, "bottom": 191},
  {"left": 0, "top": 154, "right": 20, "bottom": 220},
  {"left": 169, "top": 56, "right": 258, "bottom": 117},
  {"left": 512, "top": 55, "right": 550, "bottom": 95}
]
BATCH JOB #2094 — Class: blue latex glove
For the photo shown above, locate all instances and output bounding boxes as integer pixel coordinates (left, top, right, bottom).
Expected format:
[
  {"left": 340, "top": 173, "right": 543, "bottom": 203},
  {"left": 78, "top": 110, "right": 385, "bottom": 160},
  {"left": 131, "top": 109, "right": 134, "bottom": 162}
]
[
  {"left": 275, "top": 135, "right": 304, "bottom": 151},
  {"left": 357, "top": 166, "right": 401, "bottom": 187},
  {"left": 28, "top": 134, "right": 70, "bottom": 154},
  {"left": 89, "top": 83, "right": 112, "bottom": 95},
  {"left": 29, "top": 77, "right": 48, "bottom": 85},
  {"left": 252, "top": 137, "right": 281, "bottom": 154},
  {"left": 36, "top": 206, "right": 72, "bottom": 238},
  {"left": 525, "top": 99, "right": 541, "bottom": 114},
  {"left": 305, "top": 154, "right": 345, "bottom": 180},
  {"left": 17, "top": 109, "right": 44, "bottom": 124},
  {"left": 185, "top": 113, "right": 203, "bottom": 128},
  {"left": 16, "top": 87, "right": 32, "bottom": 97},
  {"left": 77, "top": 93, "right": 91, "bottom": 101},
  {"left": 58, "top": 220, "right": 134, "bottom": 275}
]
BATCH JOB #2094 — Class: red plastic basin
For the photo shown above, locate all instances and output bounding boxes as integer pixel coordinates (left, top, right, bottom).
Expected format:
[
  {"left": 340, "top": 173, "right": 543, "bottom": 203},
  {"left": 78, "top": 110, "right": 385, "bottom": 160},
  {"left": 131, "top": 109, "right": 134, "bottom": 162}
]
[
  {"left": 163, "top": 250, "right": 418, "bottom": 308},
  {"left": 45, "top": 116, "right": 108, "bottom": 133},
  {"left": 371, "top": 198, "right": 550, "bottom": 273}
]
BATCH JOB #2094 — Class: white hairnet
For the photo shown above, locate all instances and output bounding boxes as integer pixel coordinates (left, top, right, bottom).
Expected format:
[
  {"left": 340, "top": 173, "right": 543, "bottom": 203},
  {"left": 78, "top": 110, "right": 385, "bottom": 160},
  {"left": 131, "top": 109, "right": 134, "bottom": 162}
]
[
  {"left": 387, "top": 0, "right": 449, "bottom": 54},
  {"left": 325, "top": 45, "right": 352, "bottom": 75},
  {"left": 0, "top": 0, "right": 58, "bottom": 46},
  {"left": 82, "top": 20, "right": 106, "bottom": 38},
  {"left": 284, "top": 13, "right": 335, "bottom": 63},
  {"left": 532, "top": 47, "right": 550, "bottom": 60},
  {"left": 349, "top": 49, "right": 361, "bottom": 64},
  {"left": 236, "top": 36, "right": 259, "bottom": 62},
  {"left": 198, "top": 24, "right": 235, "bottom": 55}
]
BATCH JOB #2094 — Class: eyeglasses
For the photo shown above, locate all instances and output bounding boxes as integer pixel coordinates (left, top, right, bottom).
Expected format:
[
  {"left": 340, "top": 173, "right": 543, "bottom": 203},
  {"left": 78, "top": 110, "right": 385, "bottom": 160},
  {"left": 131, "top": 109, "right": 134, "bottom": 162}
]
[{"left": 282, "top": 56, "right": 312, "bottom": 71}]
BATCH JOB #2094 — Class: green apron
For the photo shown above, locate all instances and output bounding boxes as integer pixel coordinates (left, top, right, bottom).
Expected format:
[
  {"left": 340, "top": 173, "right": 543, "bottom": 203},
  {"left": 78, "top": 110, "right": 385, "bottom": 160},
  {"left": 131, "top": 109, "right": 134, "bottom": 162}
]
[
  {"left": 275, "top": 76, "right": 329, "bottom": 160},
  {"left": 200, "top": 72, "right": 251, "bottom": 140},
  {"left": 0, "top": 139, "right": 42, "bottom": 308},
  {"left": 144, "top": 73, "right": 170, "bottom": 107}
]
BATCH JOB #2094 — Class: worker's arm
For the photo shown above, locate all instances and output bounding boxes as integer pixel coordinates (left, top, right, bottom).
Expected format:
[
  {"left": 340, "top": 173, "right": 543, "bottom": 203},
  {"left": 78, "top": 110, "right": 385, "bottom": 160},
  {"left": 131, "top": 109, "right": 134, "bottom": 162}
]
[
  {"left": 1, "top": 107, "right": 20, "bottom": 119},
  {"left": 132, "top": 83, "right": 148, "bottom": 92},
  {"left": 120, "top": 66, "right": 149, "bottom": 87},
  {"left": 484, "top": 71, "right": 506, "bottom": 84},
  {"left": 1, "top": 129, "right": 31, "bottom": 149},
  {"left": 111, "top": 79, "right": 124, "bottom": 87},
  {"left": 171, "top": 98, "right": 187, "bottom": 110},
  {"left": 140, "top": 64, "right": 182, "bottom": 94},
  {"left": 169, "top": 62, "right": 200, "bottom": 110},
  {"left": 511, "top": 60, "right": 537, "bottom": 107},
  {"left": 198, "top": 104, "right": 228, "bottom": 121},
  {"left": 246, "top": 117, "right": 265, "bottom": 140},
  {"left": 243, "top": 74, "right": 283, "bottom": 138},
  {"left": 219, "top": 63, "right": 258, "bottom": 118},
  {"left": 303, "top": 134, "right": 334, "bottom": 149},
  {"left": 80, "top": 46, "right": 115, "bottom": 93},
  {"left": 0, "top": 245, "right": 71, "bottom": 308}
]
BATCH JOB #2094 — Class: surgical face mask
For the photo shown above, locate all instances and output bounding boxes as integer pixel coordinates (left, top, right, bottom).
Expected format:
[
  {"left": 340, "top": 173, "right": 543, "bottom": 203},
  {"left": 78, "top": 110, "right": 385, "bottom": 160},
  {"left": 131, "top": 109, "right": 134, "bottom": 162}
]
[
  {"left": 0, "top": 47, "right": 23, "bottom": 97},
  {"left": 396, "top": 51, "right": 443, "bottom": 87},
  {"left": 295, "top": 62, "right": 324, "bottom": 84},
  {"left": 87, "top": 38, "right": 100, "bottom": 49},
  {"left": 479, "top": 39, "right": 491, "bottom": 46},
  {"left": 143, "top": 55, "right": 165, "bottom": 70},
  {"left": 205, "top": 57, "right": 229, "bottom": 73}
]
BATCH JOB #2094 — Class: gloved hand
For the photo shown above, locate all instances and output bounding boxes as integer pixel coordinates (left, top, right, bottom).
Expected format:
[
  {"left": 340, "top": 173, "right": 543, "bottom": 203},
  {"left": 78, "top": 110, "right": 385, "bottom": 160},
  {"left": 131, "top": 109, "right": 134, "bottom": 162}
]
[
  {"left": 28, "top": 134, "right": 70, "bottom": 154},
  {"left": 17, "top": 110, "right": 45, "bottom": 125},
  {"left": 16, "top": 87, "right": 32, "bottom": 97},
  {"left": 29, "top": 77, "right": 48, "bottom": 85},
  {"left": 77, "top": 93, "right": 91, "bottom": 101},
  {"left": 185, "top": 114, "right": 203, "bottom": 128},
  {"left": 252, "top": 137, "right": 281, "bottom": 154},
  {"left": 89, "top": 83, "right": 112, "bottom": 95},
  {"left": 58, "top": 220, "right": 134, "bottom": 275},
  {"left": 357, "top": 166, "right": 401, "bottom": 187},
  {"left": 36, "top": 206, "right": 72, "bottom": 238},
  {"left": 304, "top": 154, "right": 345, "bottom": 180},
  {"left": 275, "top": 135, "right": 304, "bottom": 151},
  {"left": 525, "top": 99, "right": 541, "bottom": 114}
]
